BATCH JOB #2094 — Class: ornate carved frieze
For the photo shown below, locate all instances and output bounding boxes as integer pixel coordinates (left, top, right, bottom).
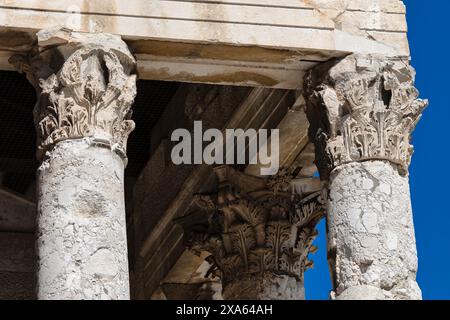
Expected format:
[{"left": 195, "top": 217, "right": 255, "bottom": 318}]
[
  {"left": 304, "top": 54, "right": 428, "bottom": 178},
  {"left": 187, "top": 166, "right": 324, "bottom": 287},
  {"left": 10, "top": 29, "right": 137, "bottom": 161}
]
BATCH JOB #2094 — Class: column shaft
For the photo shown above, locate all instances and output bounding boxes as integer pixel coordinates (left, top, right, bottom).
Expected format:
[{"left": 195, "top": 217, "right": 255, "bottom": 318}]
[
  {"left": 304, "top": 54, "right": 428, "bottom": 300},
  {"left": 11, "top": 28, "right": 137, "bottom": 300},
  {"left": 37, "top": 140, "right": 129, "bottom": 299},
  {"left": 328, "top": 161, "right": 420, "bottom": 299}
]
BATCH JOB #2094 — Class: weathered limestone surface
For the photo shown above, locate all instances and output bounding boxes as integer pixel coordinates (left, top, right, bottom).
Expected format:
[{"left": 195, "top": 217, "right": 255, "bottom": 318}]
[
  {"left": 36, "top": 139, "right": 129, "bottom": 299},
  {"left": 304, "top": 54, "right": 427, "bottom": 300},
  {"left": 0, "top": 0, "right": 408, "bottom": 55},
  {"left": 0, "top": 1, "right": 409, "bottom": 88},
  {"left": 328, "top": 161, "right": 420, "bottom": 299},
  {"left": 304, "top": 54, "right": 427, "bottom": 180},
  {"left": 11, "top": 28, "right": 137, "bottom": 299}
]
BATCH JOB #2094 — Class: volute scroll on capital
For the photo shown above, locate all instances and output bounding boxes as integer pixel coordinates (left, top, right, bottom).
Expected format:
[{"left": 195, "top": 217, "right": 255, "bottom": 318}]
[
  {"left": 9, "top": 29, "right": 138, "bottom": 163},
  {"left": 304, "top": 54, "right": 428, "bottom": 179}
]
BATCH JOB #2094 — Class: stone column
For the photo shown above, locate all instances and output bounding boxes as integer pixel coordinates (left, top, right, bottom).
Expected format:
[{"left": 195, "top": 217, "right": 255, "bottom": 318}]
[
  {"left": 189, "top": 166, "right": 324, "bottom": 300},
  {"left": 304, "top": 54, "right": 428, "bottom": 300},
  {"left": 11, "top": 29, "right": 137, "bottom": 299}
]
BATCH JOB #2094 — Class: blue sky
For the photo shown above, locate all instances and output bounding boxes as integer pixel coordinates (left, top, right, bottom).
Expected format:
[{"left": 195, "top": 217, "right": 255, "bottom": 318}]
[{"left": 304, "top": 0, "right": 450, "bottom": 300}]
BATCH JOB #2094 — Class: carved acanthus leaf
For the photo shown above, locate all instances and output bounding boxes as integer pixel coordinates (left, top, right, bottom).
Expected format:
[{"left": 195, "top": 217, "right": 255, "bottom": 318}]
[
  {"left": 11, "top": 31, "right": 137, "bottom": 162},
  {"left": 304, "top": 55, "right": 428, "bottom": 178},
  {"left": 185, "top": 165, "right": 325, "bottom": 285}
]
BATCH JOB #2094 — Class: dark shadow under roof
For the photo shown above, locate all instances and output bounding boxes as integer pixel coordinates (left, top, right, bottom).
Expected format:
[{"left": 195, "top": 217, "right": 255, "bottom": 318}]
[{"left": 0, "top": 70, "right": 179, "bottom": 195}]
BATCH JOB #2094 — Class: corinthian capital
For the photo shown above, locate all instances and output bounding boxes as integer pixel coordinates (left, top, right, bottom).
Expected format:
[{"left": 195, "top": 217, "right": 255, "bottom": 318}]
[
  {"left": 184, "top": 166, "right": 324, "bottom": 294},
  {"left": 10, "top": 28, "right": 137, "bottom": 162},
  {"left": 304, "top": 54, "right": 428, "bottom": 179}
]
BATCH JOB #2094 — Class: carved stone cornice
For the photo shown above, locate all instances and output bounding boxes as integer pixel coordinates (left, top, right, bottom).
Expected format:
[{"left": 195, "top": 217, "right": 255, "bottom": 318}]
[
  {"left": 304, "top": 54, "right": 428, "bottom": 179},
  {"left": 188, "top": 166, "right": 324, "bottom": 289},
  {"left": 10, "top": 29, "right": 137, "bottom": 162}
]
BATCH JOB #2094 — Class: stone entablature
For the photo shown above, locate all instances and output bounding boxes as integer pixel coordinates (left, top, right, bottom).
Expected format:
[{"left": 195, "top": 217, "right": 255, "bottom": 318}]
[{"left": 0, "top": 1, "right": 409, "bottom": 89}]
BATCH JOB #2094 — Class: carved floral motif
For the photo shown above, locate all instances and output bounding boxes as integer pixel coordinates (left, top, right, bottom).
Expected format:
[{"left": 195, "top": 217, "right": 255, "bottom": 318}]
[
  {"left": 189, "top": 166, "right": 324, "bottom": 285},
  {"left": 304, "top": 55, "right": 428, "bottom": 178},
  {"left": 11, "top": 33, "right": 137, "bottom": 161}
]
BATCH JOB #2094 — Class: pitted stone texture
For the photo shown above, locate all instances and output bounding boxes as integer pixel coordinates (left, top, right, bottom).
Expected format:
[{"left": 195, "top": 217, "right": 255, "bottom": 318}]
[
  {"left": 36, "top": 139, "right": 129, "bottom": 300},
  {"left": 328, "top": 161, "right": 421, "bottom": 300},
  {"left": 304, "top": 54, "right": 427, "bottom": 180},
  {"left": 223, "top": 274, "right": 305, "bottom": 300}
]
